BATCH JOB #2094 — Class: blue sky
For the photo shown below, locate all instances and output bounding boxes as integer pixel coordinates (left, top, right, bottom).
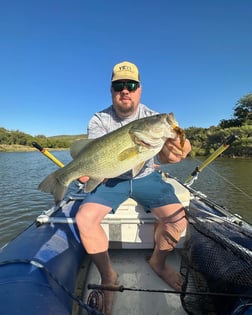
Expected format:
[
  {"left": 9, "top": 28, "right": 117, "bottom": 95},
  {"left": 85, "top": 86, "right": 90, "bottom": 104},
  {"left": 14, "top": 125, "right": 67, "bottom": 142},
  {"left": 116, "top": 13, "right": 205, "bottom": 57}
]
[{"left": 1, "top": 0, "right": 251, "bottom": 136}]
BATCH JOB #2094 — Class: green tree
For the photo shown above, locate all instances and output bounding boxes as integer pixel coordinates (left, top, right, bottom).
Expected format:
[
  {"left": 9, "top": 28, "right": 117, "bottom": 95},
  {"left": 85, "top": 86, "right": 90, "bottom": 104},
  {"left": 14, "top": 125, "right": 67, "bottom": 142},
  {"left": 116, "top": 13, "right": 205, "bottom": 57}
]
[
  {"left": 233, "top": 93, "right": 252, "bottom": 125},
  {"left": 219, "top": 93, "right": 252, "bottom": 128}
]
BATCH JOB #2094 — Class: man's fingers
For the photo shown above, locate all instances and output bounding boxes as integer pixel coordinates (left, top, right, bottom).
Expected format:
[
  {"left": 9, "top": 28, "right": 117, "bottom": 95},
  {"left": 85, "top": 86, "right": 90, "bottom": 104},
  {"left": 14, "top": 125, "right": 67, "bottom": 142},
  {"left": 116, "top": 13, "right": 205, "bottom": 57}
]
[{"left": 79, "top": 176, "right": 89, "bottom": 183}]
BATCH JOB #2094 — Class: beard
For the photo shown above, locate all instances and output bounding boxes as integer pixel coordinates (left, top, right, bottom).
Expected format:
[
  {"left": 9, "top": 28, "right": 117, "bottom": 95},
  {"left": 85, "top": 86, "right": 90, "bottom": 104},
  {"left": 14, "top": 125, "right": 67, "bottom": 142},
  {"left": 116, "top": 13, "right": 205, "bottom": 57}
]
[{"left": 113, "top": 101, "right": 136, "bottom": 117}]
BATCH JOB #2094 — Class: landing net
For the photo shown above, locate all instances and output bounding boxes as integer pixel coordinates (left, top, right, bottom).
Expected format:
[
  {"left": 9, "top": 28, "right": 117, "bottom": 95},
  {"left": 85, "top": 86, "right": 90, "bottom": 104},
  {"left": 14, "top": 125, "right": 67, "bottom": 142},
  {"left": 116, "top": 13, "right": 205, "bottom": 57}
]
[{"left": 180, "top": 202, "right": 252, "bottom": 315}]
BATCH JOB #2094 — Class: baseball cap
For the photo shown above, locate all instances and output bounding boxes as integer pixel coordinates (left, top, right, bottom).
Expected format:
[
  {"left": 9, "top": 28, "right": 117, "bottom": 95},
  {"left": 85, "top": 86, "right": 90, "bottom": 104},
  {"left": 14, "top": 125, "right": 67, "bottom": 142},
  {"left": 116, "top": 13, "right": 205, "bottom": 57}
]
[{"left": 111, "top": 61, "right": 140, "bottom": 82}]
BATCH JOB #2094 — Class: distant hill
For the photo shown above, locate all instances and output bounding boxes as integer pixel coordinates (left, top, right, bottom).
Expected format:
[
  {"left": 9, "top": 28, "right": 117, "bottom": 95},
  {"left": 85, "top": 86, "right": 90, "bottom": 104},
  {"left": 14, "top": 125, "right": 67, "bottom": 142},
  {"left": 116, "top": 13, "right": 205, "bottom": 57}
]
[
  {"left": 48, "top": 134, "right": 87, "bottom": 141},
  {"left": 0, "top": 127, "right": 88, "bottom": 152}
]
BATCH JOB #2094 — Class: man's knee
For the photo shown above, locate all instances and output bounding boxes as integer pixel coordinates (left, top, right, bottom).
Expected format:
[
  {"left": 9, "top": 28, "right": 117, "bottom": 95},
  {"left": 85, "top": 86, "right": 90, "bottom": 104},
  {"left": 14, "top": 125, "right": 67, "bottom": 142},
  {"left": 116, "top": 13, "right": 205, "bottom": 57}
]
[
  {"left": 75, "top": 205, "right": 86, "bottom": 230},
  {"left": 75, "top": 204, "right": 95, "bottom": 235},
  {"left": 75, "top": 202, "right": 111, "bottom": 234}
]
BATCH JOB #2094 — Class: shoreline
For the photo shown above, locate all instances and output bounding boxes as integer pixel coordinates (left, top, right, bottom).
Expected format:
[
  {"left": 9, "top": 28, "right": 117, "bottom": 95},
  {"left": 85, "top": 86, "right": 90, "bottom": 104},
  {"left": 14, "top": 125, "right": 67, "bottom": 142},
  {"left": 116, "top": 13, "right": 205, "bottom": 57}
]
[
  {"left": 0, "top": 144, "right": 251, "bottom": 159},
  {"left": 0, "top": 144, "right": 68, "bottom": 152}
]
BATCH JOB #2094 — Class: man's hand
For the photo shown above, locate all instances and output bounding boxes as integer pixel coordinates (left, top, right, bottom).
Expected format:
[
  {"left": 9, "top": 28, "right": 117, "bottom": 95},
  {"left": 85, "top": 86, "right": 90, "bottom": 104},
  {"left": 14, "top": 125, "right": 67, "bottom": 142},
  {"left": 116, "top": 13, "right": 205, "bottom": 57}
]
[
  {"left": 78, "top": 176, "right": 107, "bottom": 185},
  {"left": 78, "top": 176, "right": 89, "bottom": 183},
  {"left": 157, "top": 138, "right": 191, "bottom": 164}
]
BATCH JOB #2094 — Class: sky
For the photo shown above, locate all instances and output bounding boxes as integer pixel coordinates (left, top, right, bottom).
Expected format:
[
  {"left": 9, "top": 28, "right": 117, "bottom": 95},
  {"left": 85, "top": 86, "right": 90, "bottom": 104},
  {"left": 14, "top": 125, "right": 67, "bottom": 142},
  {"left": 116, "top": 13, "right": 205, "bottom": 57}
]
[{"left": 1, "top": 0, "right": 251, "bottom": 136}]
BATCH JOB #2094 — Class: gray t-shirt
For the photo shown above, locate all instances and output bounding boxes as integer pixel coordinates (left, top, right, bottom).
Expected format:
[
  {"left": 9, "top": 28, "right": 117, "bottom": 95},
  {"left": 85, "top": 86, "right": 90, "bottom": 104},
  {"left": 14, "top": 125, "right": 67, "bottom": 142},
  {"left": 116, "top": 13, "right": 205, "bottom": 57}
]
[{"left": 87, "top": 103, "right": 158, "bottom": 179}]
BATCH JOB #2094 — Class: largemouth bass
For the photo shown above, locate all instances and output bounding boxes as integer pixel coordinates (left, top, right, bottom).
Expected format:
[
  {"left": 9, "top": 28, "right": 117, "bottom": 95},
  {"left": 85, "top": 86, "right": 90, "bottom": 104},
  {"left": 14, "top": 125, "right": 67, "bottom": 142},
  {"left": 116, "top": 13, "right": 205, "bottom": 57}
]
[{"left": 38, "top": 113, "right": 185, "bottom": 203}]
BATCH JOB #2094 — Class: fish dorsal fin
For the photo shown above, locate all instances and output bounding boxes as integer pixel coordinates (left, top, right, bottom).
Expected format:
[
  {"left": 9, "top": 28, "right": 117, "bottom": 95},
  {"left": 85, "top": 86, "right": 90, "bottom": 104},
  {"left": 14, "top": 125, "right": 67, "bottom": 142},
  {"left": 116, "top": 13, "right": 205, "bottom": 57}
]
[
  {"left": 84, "top": 178, "right": 103, "bottom": 193},
  {"left": 70, "top": 139, "right": 93, "bottom": 158},
  {"left": 132, "top": 162, "right": 145, "bottom": 177}
]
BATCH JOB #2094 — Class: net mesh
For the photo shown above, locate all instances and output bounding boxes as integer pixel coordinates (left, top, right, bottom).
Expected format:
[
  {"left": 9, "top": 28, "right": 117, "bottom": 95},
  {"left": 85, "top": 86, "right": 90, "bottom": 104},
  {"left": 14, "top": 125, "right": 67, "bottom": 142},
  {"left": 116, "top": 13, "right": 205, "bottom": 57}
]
[{"left": 180, "top": 203, "right": 252, "bottom": 315}]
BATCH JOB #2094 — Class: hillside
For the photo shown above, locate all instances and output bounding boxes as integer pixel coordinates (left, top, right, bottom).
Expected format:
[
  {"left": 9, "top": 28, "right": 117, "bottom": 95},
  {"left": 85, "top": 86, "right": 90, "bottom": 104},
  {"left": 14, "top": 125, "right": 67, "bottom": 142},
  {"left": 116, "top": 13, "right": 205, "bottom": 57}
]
[{"left": 0, "top": 131, "right": 87, "bottom": 152}]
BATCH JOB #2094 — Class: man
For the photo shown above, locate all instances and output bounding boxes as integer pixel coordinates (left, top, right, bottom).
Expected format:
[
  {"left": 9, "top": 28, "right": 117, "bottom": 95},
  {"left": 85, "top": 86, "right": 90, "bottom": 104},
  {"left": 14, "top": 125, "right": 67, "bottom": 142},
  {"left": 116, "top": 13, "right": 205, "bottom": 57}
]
[{"left": 76, "top": 61, "right": 191, "bottom": 315}]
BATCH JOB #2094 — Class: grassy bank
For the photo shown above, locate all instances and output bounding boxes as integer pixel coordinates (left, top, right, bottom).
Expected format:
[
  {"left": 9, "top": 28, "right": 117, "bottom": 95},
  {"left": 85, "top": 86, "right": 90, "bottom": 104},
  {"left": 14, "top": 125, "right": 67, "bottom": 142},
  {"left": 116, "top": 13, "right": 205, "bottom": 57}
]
[{"left": 0, "top": 144, "right": 68, "bottom": 152}]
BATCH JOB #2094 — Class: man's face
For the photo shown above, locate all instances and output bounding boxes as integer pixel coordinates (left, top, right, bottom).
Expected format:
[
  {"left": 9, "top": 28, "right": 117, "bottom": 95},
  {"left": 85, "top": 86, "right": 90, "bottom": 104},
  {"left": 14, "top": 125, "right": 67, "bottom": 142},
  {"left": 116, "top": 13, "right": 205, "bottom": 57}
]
[{"left": 111, "top": 80, "right": 142, "bottom": 118}]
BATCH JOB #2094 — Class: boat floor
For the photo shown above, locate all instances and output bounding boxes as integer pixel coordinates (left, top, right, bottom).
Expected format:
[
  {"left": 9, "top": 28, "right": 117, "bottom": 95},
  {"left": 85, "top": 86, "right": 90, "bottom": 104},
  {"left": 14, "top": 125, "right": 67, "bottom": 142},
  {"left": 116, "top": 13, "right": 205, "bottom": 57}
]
[{"left": 79, "top": 249, "right": 187, "bottom": 315}]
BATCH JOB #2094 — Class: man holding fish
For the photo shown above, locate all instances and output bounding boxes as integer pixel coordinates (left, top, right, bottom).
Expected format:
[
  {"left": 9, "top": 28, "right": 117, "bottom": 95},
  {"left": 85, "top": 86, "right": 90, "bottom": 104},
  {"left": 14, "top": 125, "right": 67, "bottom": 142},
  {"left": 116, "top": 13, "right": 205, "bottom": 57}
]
[
  {"left": 76, "top": 62, "right": 191, "bottom": 314},
  {"left": 39, "top": 60, "right": 191, "bottom": 314}
]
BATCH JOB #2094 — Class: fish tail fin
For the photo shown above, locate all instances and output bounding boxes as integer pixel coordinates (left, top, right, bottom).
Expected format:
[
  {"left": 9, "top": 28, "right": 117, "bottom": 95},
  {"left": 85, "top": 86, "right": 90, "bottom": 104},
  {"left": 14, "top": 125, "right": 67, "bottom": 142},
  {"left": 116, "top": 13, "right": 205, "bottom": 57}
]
[{"left": 38, "top": 172, "right": 67, "bottom": 204}]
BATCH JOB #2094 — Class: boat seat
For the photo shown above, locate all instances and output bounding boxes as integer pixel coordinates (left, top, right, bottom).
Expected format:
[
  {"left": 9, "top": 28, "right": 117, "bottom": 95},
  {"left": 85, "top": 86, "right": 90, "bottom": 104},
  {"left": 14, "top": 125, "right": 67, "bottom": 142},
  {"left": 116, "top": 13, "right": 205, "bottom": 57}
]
[{"left": 102, "top": 177, "right": 190, "bottom": 249}]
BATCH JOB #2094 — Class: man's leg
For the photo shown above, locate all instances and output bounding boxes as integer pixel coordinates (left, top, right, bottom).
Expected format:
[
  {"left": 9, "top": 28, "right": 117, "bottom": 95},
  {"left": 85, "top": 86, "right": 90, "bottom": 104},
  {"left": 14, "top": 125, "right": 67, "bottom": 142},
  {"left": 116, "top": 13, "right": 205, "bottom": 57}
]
[
  {"left": 76, "top": 202, "right": 118, "bottom": 315},
  {"left": 149, "top": 204, "right": 187, "bottom": 291}
]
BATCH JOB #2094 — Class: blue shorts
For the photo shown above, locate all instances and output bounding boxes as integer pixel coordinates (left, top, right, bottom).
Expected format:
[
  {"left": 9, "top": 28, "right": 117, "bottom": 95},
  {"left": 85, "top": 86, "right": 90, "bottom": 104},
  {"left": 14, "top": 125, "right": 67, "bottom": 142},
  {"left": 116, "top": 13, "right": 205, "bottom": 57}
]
[{"left": 81, "top": 172, "right": 180, "bottom": 213}]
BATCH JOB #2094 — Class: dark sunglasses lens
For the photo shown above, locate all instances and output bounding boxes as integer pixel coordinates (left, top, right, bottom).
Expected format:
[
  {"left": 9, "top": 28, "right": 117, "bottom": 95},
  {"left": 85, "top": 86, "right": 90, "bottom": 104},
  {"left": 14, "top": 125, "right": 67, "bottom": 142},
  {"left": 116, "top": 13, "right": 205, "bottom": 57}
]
[
  {"left": 125, "top": 82, "right": 139, "bottom": 91},
  {"left": 112, "top": 82, "right": 124, "bottom": 92},
  {"left": 112, "top": 81, "right": 139, "bottom": 92}
]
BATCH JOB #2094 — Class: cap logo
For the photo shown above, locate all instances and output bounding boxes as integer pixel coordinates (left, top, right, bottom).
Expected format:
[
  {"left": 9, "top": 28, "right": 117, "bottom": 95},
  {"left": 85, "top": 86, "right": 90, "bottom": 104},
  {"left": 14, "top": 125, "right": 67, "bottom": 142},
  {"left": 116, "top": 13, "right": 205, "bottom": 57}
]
[{"left": 119, "top": 65, "right": 134, "bottom": 72}]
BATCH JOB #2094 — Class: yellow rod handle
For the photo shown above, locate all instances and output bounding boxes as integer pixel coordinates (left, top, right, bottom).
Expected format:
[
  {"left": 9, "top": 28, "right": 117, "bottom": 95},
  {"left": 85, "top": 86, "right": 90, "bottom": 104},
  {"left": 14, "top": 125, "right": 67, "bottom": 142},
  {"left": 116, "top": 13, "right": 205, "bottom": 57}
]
[
  {"left": 184, "top": 135, "right": 237, "bottom": 185},
  {"left": 32, "top": 142, "right": 64, "bottom": 168}
]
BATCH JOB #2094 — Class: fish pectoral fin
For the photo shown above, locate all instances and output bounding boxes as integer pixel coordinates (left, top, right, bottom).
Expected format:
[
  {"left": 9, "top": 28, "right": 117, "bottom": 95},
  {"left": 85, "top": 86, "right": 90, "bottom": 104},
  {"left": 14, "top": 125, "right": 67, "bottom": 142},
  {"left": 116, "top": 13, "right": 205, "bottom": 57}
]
[
  {"left": 118, "top": 147, "right": 139, "bottom": 161},
  {"left": 132, "top": 162, "right": 145, "bottom": 177},
  {"left": 84, "top": 178, "right": 103, "bottom": 192}
]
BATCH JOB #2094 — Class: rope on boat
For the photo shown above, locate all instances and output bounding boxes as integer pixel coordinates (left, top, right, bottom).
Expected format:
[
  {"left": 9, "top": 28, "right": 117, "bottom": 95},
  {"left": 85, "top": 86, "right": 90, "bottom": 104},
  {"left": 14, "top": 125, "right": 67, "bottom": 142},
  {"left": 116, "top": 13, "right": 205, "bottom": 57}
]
[
  {"left": 0, "top": 259, "right": 104, "bottom": 315},
  {"left": 87, "top": 283, "right": 252, "bottom": 300}
]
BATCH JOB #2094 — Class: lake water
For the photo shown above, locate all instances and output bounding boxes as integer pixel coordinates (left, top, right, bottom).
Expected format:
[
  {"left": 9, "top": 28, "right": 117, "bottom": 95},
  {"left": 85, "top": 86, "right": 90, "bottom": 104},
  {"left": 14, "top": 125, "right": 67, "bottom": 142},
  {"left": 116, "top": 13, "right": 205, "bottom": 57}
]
[{"left": 0, "top": 151, "right": 251, "bottom": 248}]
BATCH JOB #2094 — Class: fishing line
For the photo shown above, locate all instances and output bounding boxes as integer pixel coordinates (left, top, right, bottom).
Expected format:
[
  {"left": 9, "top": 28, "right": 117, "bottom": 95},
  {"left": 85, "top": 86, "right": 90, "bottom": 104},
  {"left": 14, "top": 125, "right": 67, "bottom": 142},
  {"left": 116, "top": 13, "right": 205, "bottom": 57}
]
[{"left": 192, "top": 157, "right": 252, "bottom": 201}]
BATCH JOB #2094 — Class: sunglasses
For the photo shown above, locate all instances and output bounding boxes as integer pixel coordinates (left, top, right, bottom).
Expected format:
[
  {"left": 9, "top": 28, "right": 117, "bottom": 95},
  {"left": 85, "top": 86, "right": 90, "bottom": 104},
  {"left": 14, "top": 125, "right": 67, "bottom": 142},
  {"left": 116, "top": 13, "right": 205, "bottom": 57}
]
[{"left": 112, "top": 81, "right": 140, "bottom": 92}]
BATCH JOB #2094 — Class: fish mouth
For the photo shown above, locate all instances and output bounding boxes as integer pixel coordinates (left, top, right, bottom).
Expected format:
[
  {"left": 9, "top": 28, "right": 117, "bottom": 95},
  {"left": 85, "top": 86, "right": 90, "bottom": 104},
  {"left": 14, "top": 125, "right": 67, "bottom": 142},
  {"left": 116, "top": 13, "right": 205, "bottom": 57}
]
[
  {"left": 134, "top": 136, "right": 152, "bottom": 148},
  {"left": 132, "top": 134, "right": 163, "bottom": 148}
]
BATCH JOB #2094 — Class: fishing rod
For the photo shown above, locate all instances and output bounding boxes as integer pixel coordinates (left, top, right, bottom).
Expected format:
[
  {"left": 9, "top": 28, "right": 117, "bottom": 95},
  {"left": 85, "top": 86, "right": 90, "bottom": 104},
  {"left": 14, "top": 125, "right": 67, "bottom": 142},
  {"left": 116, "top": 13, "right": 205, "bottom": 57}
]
[
  {"left": 32, "top": 142, "right": 87, "bottom": 184},
  {"left": 184, "top": 134, "right": 238, "bottom": 186},
  {"left": 87, "top": 283, "right": 252, "bottom": 299},
  {"left": 32, "top": 142, "right": 65, "bottom": 168}
]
